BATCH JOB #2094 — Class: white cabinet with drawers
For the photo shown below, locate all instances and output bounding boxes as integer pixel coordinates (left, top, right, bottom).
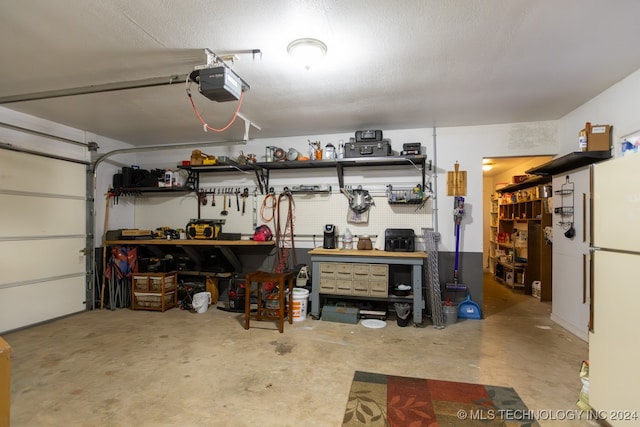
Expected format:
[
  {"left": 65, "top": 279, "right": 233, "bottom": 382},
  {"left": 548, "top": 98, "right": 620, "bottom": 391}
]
[
  {"left": 309, "top": 249, "right": 428, "bottom": 325},
  {"left": 319, "top": 262, "right": 389, "bottom": 297}
]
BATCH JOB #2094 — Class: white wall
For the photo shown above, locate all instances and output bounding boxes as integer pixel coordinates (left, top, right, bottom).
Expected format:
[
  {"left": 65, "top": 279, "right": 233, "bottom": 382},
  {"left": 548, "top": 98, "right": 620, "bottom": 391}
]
[
  {"left": 0, "top": 108, "right": 561, "bottom": 254},
  {"left": 550, "top": 67, "right": 640, "bottom": 341},
  {"left": 433, "top": 122, "right": 558, "bottom": 255},
  {"left": 127, "top": 129, "right": 435, "bottom": 248},
  {"left": 4, "top": 65, "right": 638, "bottom": 253},
  {"left": 119, "top": 124, "right": 558, "bottom": 254},
  {"left": 558, "top": 68, "right": 640, "bottom": 157}
]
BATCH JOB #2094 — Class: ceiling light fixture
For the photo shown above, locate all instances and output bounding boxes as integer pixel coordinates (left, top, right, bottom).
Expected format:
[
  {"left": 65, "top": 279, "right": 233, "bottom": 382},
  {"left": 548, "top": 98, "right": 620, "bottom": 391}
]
[
  {"left": 482, "top": 161, "right": 495, "bottom": 172},
  {"left": 287, "top": 38, "right": 327, "bottom": 70}
]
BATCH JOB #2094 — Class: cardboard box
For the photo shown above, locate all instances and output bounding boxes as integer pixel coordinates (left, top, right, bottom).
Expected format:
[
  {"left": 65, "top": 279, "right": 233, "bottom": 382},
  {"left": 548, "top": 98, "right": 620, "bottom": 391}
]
[
  {"left": 512, "top": 175, "right": 529, "bottom": 183},
  {"left": 588, "top": 124, "right": 612, "bottom": 152},
  {"left": 0, "top": 336, "right": 10, "bottom": 427}
]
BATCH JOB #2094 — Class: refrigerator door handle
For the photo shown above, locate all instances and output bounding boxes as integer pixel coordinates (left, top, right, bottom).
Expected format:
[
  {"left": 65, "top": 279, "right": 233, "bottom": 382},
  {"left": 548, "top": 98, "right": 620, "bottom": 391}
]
[
  {"left": 582, "top": 193, "right": 587, "bottom": 242},
  {"left": 589, "top": 251, "right": 595, "bottom": 333},
  {"left": 589, "top": 166, "right": 594, "bottom": 246},
  {"left": 582, "top": 253, "right": 587, "bottom": 304}
]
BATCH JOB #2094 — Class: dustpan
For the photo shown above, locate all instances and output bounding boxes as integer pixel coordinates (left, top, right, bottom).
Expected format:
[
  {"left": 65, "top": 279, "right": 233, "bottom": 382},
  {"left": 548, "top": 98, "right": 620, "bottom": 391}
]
[{"left": 458, "top": 293, "right": 482, "bottom": 319}]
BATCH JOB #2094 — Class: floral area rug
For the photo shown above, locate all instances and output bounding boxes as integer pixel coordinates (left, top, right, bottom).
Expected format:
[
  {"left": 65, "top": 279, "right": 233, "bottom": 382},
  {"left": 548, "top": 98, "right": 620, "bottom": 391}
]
[{"left": 343, "top": 371, "right": 540, "bottom": 427}]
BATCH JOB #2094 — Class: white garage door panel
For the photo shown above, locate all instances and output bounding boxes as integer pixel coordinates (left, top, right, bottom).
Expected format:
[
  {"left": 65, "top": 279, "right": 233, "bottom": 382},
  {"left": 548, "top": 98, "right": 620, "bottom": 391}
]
[
  {"left": 0, "top": 150, "right": 85, "bottom": 195},
  {"left": 0, "top": 195, "right": 85, "bottom": 237},
  {"left": 0, "top": 238, "right": 85, "bottom": 284},
  {"left": 0, "top": 276, "right": 86, "bottom": 332},
  {"left": 1, "top": 147, "right": 87, "bottom": 333}
]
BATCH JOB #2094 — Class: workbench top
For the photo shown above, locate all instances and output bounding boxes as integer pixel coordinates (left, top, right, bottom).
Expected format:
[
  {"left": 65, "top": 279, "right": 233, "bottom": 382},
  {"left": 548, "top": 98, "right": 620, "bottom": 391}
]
[
  {"left": 308, "top": 248, "right": 427, "bottom": 258},
  {"left": 105, "top": 239, "right": 275, "bottom": 246}
]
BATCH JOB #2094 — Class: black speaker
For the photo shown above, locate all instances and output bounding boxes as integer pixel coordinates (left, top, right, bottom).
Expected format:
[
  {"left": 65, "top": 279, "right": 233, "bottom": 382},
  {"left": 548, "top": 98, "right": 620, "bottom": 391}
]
[
  {"left": 122, "top": 166, "right": 134, "bottom": 187},
  {"left": 112, "top": 173, "right": 123, "bottom": 189}
]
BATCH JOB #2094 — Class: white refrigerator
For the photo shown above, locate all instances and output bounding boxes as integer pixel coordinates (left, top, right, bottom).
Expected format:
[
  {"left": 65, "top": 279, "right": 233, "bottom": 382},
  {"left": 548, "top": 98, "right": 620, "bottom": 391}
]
[{"left": 589, "top": 153, "right": 640, "bottom": 424}]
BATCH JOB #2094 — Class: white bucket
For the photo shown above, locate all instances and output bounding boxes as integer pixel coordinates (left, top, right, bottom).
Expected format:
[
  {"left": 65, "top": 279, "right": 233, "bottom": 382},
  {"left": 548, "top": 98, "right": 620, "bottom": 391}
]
[
  {"left": 192, "top": 292, "right": 211, "bottom": 314},
  {"left": 442, "top": 302, "right": 458, "bottom": 326},
  {"left": 292, "top": 288, "right": 309, "bottom": 321}
]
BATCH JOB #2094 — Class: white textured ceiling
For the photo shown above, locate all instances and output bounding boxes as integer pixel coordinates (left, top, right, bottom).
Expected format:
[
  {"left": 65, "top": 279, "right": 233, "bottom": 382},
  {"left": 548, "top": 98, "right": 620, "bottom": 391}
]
[{"left": 1, "top": 0, "right": 640, "bottom": 146}]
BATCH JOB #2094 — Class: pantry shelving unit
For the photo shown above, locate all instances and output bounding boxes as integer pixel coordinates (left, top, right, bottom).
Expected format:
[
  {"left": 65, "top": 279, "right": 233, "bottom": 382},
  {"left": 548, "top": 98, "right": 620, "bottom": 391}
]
[
  {"left": 494, "top": 177, "right": 553, "bottom": 300},
  {"left": 488, "top": 194, "right": 499, "bottom": 274}
]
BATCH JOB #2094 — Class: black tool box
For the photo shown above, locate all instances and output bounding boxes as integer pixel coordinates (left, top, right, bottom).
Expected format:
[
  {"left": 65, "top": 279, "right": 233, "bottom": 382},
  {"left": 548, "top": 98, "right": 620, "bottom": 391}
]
[
  {"left": 344, "top": 140, "right": 392, "bottom": 158},
  {"left": 355, "top": 129, "right": 383, "bottom": 142},
  {"left": 401, "top": 142, "right": 421, "bottom": 156}
]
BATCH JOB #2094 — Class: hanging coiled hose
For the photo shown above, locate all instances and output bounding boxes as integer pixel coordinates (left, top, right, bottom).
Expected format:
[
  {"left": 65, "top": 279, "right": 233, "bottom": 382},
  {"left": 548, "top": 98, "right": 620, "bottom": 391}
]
[
  {"left": 260, "top": 188, "right": 296, "bottom": 274},
  {"left": 274, "top": 190, "right": 296, "bottom": 273}
]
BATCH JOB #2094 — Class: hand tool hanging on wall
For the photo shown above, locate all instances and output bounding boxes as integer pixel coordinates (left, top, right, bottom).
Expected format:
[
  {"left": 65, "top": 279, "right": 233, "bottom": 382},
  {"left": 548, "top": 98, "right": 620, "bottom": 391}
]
[
  {"left": 198, "top": 190, "right": 207, "bottom": 206},
  {"left": 228, "top": 188, "right": 231, "bottom": 208},
  {"left": 252, "top": 188, "right": 258, "bottom": 227},
  {"left": 241, "top": 187, "right": 249, "bottom": 214},
  {"left": 221, "top": 193, "right": 228, "bottom": 216},
  {"left": 211, "top": 190, "right": 215, "bottom": 206},
  {"left": 235, "top": 188, "right": 240, "bottom": 211}
]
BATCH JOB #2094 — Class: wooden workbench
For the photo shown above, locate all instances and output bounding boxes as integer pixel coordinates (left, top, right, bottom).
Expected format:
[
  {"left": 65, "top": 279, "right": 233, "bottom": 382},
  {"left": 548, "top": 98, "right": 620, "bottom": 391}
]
[{"left": 105, "top": 239, "right": 275, "bottom": 272}]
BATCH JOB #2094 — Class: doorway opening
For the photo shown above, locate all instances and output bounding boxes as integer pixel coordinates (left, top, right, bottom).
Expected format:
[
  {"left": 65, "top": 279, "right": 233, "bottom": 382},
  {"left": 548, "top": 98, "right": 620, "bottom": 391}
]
[{"left": 482, "top": 155, "right": 552, "bottom": 275}]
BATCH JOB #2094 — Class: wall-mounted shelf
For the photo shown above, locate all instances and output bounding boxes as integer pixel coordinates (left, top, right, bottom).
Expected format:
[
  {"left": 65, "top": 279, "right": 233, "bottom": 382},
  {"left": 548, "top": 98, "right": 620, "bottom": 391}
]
[
  {"left": 496, "top": 175, "right": 551, "bottom": 194},
  {"left": 113, "top": 186, "right": 193, "bottom": 197},
  {"left": 177, "top": 163, "right": 262, "bottom": 192},
  {"left": 178, "top": 155, "right": 430, "bottom": 194},
  {"left": 525, "top": 151, "right": 611, "bottom": 176},
  {"left": 255, "top": 155, "right": 429, "bottom": 191}
]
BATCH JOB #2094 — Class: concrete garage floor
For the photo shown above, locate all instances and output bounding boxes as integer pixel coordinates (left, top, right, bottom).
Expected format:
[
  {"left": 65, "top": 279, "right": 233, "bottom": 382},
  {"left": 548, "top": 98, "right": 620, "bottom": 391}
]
[{"left": 6, "top": 274, "right": 591, "bottom": 427}]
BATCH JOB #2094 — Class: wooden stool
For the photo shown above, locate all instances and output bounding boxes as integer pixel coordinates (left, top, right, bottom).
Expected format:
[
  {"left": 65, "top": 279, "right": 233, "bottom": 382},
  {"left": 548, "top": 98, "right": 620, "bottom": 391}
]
[{"left": 244, "top": 271, "right": 294, "bottom": 333}]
